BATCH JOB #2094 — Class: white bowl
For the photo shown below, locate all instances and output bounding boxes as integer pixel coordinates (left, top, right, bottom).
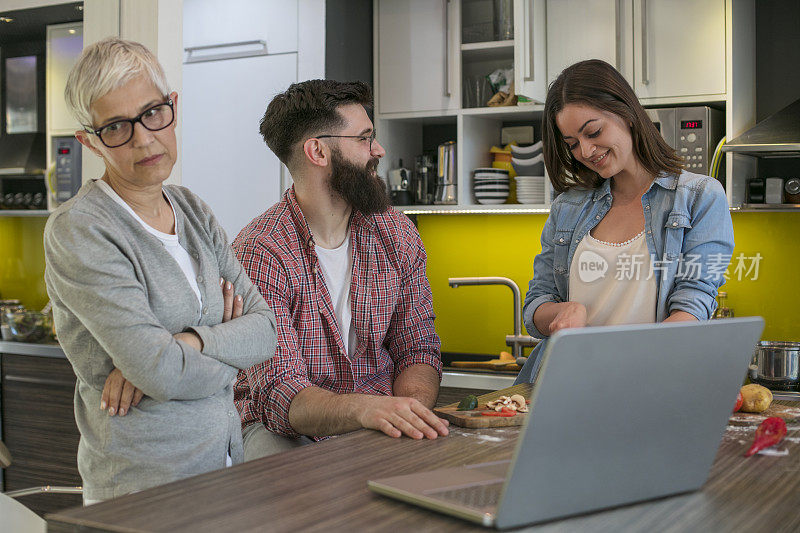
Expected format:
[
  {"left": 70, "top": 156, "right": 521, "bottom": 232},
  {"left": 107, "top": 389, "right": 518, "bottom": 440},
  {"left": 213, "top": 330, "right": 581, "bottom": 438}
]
[
  {"left": 473, "top": 168, "right": 509, "bottom": 174},
  {"left": 510, "top": 141, "right": 543, "bottom": 157},
  {"left": 473, "top": 175, "right": 510, "bottom": 181},
  {"left": 476, "top": 197, "right": 508, "bottom": 205}
]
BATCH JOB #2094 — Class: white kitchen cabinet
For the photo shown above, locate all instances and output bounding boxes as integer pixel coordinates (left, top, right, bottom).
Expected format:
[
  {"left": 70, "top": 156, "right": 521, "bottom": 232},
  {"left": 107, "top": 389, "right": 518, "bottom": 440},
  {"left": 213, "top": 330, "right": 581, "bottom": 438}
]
[
  {"left": 513, "top": 0, "right": 547, "bottom": 103},
  {"left": 375, "top": 0, "right": 460, "bottom": 114},
  {"left": 632, "top": 0, "right": 726, "bottom": 99},
  {"left": 182, "top": 53, "right": 297, "bottom": 239},
  {"left": 183, "top": 0, "right": 298, "bottom": 54},
  {"left": 545, "top": 0, "right": 633, "bottom": 86}
]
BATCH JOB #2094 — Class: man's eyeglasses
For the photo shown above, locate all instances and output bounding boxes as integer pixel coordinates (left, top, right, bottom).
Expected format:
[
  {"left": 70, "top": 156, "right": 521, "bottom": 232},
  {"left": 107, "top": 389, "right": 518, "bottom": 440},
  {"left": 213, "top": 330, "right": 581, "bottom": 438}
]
[
  {"left": 85, "top": 99, "right": 175, "bottom": 148},
  {"left": 316, "top": 130, "right": 377, "bottom": 152}
]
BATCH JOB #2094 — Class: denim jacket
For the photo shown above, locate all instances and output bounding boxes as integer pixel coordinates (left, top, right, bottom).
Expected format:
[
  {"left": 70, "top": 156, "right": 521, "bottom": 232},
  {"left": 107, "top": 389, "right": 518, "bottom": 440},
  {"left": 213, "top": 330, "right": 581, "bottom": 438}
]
[{"left": 515, "top": 170, "right": 734, "bottom": 384}]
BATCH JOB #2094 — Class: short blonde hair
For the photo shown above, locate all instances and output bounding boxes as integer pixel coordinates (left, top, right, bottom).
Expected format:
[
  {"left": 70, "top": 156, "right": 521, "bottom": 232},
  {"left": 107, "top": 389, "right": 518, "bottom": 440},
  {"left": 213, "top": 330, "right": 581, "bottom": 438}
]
[{"left": 65, "top": 37, "right": 170, "bottom": 127}]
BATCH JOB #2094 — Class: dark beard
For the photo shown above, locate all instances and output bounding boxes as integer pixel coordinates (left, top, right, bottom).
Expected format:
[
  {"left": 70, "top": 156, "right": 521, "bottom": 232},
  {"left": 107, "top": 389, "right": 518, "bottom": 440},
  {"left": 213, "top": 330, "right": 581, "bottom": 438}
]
[{"left": 328, "top": 148, "right": 390, "bottom": 215}]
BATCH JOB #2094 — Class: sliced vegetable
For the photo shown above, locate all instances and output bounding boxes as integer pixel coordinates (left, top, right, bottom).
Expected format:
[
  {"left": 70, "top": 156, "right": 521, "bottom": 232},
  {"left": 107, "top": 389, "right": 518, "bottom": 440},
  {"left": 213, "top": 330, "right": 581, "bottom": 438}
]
[
  {"left": 745, "top": 416, "right": 787, "bottom": 457},
  {"left": 481, "top": 406, "right": 516, "bottom": 417},
  {"left": 457, "top": 394, "right": 478, "bottom": 411},
  {"left": 733, "top": 391, "right": 743, "bottom": 413}
]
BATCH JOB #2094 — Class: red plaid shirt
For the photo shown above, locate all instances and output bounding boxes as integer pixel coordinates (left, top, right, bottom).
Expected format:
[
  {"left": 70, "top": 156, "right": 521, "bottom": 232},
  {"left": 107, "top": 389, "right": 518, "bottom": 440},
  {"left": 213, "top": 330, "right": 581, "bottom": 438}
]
[{"left": 232, "top": 187, "right": 441, "bottom": 438}]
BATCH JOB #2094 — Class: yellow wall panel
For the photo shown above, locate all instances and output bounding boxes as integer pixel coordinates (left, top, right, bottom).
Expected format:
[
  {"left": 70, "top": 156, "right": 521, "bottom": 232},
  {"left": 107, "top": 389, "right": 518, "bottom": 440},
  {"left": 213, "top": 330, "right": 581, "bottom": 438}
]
[{"left": 0, "top": 217, "right": 49, "bottom": 310}]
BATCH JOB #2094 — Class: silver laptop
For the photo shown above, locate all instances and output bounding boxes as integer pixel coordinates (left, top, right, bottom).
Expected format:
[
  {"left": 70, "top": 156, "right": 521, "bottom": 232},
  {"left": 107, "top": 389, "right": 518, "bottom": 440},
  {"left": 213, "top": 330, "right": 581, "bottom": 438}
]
[{"left": 368, "top": 317, "right": 764, "bottom": 529}]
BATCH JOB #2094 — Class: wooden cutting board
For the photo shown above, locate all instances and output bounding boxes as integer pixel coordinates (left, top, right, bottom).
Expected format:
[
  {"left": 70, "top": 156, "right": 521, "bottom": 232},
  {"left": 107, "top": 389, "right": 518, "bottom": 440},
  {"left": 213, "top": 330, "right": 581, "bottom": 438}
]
[
  {"left": 450, "top": 361, "right": 521, "bottom": 371},
  {"left": 434, "top": 383, "right": 532, "bottom": 428},
  {"left": 728, "top": 403, "right": 800, "bottom": 426}
]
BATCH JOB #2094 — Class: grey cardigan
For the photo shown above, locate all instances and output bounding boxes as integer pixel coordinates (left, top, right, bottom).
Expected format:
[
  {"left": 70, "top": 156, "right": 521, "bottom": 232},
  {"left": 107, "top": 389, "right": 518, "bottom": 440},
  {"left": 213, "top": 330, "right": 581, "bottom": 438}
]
[{"left": 44, "top": 180, "right": 277, "bottom": 500}]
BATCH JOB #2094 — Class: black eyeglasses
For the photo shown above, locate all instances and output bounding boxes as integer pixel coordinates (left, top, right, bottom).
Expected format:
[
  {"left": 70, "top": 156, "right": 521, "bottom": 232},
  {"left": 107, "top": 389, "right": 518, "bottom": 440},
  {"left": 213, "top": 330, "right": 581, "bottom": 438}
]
[
  {"left": 85, "top": 99, "right": 175, "bottom": 148},
  {"left": 316, "top": 130, "right": 377, "bottom": 151}
]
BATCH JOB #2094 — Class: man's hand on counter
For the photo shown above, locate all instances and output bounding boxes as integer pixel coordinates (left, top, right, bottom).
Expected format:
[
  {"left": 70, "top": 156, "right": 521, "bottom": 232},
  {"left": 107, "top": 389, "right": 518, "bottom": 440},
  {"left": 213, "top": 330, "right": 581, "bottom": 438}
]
[
  {"left": 356, "top": 395, "right": 450, "bottom": 440},
  {"left": 101, "top": 368, "right": 143, "bottom": 416}
]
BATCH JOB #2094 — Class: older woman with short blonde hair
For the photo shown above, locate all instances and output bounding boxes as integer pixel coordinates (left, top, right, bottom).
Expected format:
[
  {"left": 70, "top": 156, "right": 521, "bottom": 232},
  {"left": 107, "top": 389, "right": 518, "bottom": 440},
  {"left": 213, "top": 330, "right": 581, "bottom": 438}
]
[{"left": 44, "top": 37, "right": 277, "bottom": 503}]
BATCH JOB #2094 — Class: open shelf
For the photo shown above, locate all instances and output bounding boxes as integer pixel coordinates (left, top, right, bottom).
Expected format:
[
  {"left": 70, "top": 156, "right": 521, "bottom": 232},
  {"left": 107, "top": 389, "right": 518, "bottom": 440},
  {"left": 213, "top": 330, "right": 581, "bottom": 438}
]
[
  {"left": 0, "top": 210, "right": 51, "bottom": 217},
  {"left": 461, "top": 39, "right": 514, "bottom": 61}
]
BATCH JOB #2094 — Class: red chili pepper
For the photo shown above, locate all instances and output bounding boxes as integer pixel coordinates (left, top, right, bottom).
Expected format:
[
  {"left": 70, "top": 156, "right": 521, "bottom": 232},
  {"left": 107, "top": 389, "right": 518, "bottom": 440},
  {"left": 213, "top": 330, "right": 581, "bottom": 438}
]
[
  {"left": 481, "top": 407, "right": 516, "bottom": 417},
  {"left": 744, "top": 416, "right": 787, "bottom": 457}
]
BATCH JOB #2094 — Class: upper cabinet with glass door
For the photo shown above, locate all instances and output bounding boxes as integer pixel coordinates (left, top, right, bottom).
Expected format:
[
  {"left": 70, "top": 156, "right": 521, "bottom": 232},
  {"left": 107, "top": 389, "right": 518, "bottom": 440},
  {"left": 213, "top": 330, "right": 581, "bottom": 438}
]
[{"left": 375, "top": 0, "right": 460, "bottom": 115}]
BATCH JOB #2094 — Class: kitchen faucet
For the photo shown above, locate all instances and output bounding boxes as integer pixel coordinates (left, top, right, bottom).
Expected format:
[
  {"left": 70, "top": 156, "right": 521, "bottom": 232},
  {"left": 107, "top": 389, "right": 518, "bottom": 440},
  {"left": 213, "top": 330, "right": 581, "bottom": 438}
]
[{"left": 447, "top": 277, "right": 538, "bottom": 360}]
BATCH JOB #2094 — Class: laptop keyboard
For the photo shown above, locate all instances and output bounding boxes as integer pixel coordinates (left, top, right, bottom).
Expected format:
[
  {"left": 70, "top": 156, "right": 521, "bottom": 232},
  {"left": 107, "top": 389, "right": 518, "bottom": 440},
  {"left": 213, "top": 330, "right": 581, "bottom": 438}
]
[{"left": 427, "top": 482, "right": 504, "bottom": 509}]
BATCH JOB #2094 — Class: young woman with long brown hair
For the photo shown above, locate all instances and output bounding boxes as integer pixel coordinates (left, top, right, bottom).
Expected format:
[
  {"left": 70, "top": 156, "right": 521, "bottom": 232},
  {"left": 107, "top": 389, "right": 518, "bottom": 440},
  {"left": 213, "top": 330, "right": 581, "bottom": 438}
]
[{"left": 516, "top": 59, "right": 733, "bottom": 383}]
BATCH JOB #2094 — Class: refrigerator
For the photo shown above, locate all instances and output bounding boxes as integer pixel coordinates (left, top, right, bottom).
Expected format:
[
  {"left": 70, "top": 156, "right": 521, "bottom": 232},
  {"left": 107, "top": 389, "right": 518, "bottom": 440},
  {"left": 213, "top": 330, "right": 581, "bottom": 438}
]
[{"left": 181, "top": 0, "right": 299, "bottom": 240}]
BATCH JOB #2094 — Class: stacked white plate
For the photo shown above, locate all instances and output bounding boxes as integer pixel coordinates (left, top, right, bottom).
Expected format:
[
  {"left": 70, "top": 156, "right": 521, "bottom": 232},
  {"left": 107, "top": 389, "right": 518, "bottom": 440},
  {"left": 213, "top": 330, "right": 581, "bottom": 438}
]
[
  {"left": 473, "top": 168, "right": 510, "bottom": 205},
  {"left": 515, "top": 175, "right": 546, "bottom": 204}
]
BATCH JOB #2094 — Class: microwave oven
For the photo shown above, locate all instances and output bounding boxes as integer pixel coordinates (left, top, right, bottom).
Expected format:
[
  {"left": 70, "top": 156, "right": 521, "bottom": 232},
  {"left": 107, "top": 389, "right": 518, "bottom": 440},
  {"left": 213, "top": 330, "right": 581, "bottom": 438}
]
[{"left": 645, "top": 106, "right": 724, "bottom": 176}]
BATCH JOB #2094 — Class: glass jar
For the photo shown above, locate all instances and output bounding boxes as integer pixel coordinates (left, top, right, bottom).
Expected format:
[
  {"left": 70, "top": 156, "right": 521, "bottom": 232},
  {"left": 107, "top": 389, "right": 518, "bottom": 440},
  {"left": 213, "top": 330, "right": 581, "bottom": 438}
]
[
  {"left": 714, "top": 291, "right": 734, "bottom": 319},
  {"left": 0, "top": 300, "right": 24, "bottom": 340}
]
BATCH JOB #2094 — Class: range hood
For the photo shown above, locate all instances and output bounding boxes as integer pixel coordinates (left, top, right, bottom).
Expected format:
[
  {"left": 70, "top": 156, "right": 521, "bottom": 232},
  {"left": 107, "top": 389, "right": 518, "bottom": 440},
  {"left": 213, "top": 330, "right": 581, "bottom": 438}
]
[{"left": 723, "top": 98, "right": 800, "bottom": 156}]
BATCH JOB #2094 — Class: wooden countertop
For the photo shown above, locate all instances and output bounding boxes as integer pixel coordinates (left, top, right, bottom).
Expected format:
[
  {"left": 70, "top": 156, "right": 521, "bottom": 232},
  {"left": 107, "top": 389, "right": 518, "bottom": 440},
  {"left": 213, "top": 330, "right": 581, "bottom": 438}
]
[{"left": 47, "top": 402, "right": 800, "bottom": 532}]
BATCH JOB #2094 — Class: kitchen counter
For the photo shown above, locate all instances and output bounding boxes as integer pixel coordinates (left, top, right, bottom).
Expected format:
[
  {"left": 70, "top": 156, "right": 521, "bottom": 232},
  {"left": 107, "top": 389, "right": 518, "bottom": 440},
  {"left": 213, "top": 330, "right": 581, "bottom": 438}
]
[
  {"left": 0, "top": 341, "right": 516, "bottom": 390},
  {"left": 0, "top": 340, "right": 65, "bottom": 358},
  {"left": 46, "top": 400, "right": 800, "bottom": 532}
]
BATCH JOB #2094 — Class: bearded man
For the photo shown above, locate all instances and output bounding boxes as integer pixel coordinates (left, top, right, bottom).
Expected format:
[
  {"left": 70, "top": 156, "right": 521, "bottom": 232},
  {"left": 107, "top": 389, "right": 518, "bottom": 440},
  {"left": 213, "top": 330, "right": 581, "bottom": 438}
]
[{"left": 232, "top": 80, "right": 448, "bottom": 459}]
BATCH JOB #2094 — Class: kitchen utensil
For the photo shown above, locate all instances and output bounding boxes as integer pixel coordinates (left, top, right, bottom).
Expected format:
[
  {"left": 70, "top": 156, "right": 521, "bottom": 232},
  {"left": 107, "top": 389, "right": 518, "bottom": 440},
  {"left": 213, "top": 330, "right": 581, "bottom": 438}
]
[
  {"left": 412, "top": 154, "right": 435, "bottom": 205},
  {"left": 765, "top": 177, "right": 784, "bottom": 204},
  {"left": 751, "top": 341, "right": 800, "bottom": 391},
  {"left": 433, "top": 383, "right": 531, "bottom": 428},
  {"left": 435, "top": 141, "right": 457, "bottom": 204},
  {"left": 784, "top": 178, "right": 800, "bottom": 203},
  {"left": 387, "top": 159, "right": 413, "bottom": 206}
]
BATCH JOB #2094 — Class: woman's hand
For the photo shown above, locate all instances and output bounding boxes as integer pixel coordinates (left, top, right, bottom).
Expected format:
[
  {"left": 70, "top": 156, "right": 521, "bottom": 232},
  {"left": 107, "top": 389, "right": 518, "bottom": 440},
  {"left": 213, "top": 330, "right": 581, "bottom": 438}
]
[
  {"left": 100, "top": 278, "right": 245, "bottom": 415},
  {"left": 548, "top": 302, "right": 588, "bottom": 335},
  {"left": 221, "top": 277, "right": 243, "bottom": 322},
  {"left": 100, "top": 368, "right": 143, "bottom": 416},
  {"left": 172, "top": 278, "right": 242, "bottom": 349}
]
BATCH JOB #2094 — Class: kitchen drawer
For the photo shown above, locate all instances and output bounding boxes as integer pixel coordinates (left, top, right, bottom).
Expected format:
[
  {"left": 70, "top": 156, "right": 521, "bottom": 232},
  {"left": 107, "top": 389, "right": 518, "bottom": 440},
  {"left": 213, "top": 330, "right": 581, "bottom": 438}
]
[{"left": 1, "top": 353, "right": 81, "bottom": 516}]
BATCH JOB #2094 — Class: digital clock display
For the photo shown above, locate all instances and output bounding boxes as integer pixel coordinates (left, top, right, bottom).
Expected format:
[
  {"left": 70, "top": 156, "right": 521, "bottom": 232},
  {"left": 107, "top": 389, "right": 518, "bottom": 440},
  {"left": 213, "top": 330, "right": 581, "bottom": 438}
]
[{"left": 680, "top": 120, "right": 703, "bottom": 129}]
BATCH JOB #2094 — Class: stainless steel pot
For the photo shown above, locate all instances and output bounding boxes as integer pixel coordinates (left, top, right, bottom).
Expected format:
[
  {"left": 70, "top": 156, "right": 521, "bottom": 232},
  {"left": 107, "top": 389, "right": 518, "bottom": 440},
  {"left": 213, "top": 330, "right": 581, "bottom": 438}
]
[{"left": 751, "top": 341, "right": 800, "bottom": 390}]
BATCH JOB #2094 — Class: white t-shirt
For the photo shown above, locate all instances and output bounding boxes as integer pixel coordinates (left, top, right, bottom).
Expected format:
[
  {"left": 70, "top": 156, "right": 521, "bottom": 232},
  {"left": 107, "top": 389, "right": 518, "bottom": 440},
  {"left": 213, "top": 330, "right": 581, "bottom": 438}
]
[
  {"left": 315, "top": 232, "right": 357, "bottom": 357},
  {"left": 568, "top": 230, "right": 657, "bottom": 327},
  {"left": 96, "top": 180, "right": 202, "bottom": 305}
]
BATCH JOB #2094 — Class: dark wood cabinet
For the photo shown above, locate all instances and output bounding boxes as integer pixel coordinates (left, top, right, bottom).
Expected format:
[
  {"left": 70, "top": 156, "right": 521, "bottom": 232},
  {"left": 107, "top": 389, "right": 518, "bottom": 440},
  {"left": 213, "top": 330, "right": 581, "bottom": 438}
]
[{"left": 1, "top": 353, "right": 82, "bottom": 515}]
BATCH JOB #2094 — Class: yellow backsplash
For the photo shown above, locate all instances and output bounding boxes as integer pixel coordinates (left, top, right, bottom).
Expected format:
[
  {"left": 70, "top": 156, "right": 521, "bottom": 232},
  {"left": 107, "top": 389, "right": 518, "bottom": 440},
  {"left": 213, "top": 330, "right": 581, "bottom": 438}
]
[
  {"left": 0, "top": 217, "right": 49, "bottom": 310},
  {"left": 1, "top": 212, "right": 798, "bottom": 350},
  {"left": 418, "top": 212, "right": 800, "bottom": 355}
]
